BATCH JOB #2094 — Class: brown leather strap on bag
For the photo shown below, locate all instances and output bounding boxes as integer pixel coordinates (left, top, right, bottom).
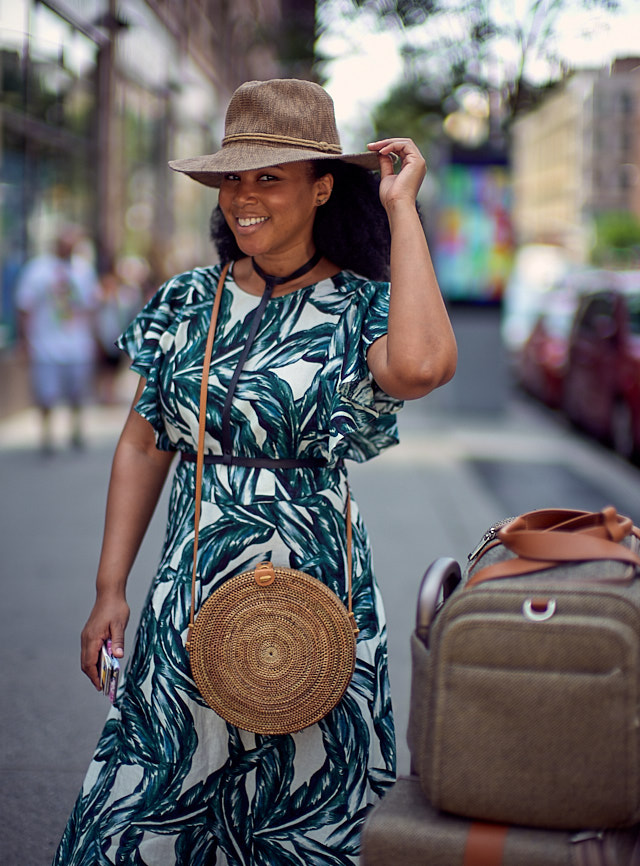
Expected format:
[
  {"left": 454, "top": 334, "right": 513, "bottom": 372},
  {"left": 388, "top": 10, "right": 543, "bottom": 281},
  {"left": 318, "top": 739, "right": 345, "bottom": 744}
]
[
  {"left": 186, "top": 262, "right": 229, "bottom": 651},
  {"left": 502, "top": 506, "right": 634, "bottom": 547},
  {"left": 467, "top": 506, "right": 640, "bottom": 588},
  {"left": 186, "top": 262, "right": 355, "bottom": 650},
  {"left": 462, "top": 822, "right": 508, "bottom": 866}
]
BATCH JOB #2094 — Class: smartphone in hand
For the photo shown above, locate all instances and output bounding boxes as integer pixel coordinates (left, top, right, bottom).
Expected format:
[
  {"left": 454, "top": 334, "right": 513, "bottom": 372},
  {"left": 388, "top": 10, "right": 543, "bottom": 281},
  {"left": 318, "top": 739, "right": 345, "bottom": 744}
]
[{"left": 99, "top": 640, "right": 120, "bottom": 703}]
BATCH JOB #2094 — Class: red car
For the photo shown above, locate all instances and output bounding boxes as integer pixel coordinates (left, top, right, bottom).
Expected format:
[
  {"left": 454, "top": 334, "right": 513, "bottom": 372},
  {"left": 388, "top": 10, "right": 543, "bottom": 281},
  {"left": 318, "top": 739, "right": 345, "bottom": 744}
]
[
  {"left": 517, "top": 288, "right": 576, "bottom": 408},
  {"left": 563, "top": 270, "right": 640, "bottom": 460}
]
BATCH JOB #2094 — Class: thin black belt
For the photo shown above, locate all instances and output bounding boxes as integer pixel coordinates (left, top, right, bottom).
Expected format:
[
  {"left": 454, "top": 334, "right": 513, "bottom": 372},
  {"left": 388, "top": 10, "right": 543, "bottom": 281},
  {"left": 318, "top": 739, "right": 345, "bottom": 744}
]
[{"left": 180, "top": 452, "right": 327, "bottom": 469}]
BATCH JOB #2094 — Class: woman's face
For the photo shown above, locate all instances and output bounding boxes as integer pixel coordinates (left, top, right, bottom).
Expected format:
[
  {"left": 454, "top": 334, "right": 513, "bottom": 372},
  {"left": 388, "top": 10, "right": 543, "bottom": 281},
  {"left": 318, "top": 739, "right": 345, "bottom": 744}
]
[{"left": 218, "top": 161, "right": 332, "bottom": 261}]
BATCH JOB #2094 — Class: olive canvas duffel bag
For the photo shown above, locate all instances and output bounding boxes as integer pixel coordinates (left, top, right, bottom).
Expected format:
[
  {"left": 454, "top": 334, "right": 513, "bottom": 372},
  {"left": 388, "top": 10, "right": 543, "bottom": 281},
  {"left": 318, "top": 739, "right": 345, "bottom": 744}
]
[
  {"left": 361, "top": 775, "right": 640, "bottom": 866},
  {"left": 407, "top": 507, "right": 640, "bottom": 831}
]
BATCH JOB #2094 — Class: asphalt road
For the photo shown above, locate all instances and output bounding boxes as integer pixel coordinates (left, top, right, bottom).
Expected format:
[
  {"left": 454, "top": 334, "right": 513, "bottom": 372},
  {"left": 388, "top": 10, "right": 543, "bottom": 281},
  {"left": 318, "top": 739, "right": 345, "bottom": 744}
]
[{"left": 1, "top": 386, "right": 639, "bottom": 865}]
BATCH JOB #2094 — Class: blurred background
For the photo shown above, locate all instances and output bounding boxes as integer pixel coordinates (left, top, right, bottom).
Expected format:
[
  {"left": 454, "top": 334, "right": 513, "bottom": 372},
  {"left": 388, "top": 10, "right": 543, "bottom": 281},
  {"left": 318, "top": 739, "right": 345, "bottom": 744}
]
[
  {"left": 2, "top": 5, "right": 640, "bottom": 860},
  {"left": 1, "top": 0, "right": 640, "bottom": 452}
]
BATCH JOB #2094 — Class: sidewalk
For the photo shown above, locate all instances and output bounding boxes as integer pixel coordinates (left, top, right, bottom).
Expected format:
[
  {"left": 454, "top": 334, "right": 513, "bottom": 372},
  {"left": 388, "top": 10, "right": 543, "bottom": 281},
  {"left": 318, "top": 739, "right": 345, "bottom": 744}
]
[{"left": 0, "top": 368, "right": 138, "bottom": 452}]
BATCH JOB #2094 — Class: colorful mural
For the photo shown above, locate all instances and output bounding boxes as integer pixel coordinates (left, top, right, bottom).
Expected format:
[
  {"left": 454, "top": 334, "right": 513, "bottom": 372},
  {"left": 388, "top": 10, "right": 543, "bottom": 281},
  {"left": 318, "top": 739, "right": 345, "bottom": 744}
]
[{"left": 435, "top": 162, "right": 514, "bottom": 303}]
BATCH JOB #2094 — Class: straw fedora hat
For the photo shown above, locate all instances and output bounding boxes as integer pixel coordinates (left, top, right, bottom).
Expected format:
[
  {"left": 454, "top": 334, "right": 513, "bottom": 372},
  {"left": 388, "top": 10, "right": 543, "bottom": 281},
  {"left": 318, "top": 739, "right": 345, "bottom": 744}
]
[{"left": 168, "top": 78, "right": 380, "bottom": 189}]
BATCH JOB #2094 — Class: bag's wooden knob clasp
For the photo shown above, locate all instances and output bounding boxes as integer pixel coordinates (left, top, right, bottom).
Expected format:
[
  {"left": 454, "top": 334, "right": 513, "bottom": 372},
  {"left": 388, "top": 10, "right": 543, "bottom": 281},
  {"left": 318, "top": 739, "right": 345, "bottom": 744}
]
[{"left": 254, "top": 561, "right": 276, "bottom": 586}]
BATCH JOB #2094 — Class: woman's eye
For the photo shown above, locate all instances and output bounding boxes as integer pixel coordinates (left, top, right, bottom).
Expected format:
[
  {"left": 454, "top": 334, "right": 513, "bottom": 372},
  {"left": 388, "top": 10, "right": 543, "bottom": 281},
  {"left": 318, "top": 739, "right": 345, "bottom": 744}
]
[
  {"left": 259, "top": 174, "right": 278, "bottom": 182},
  {"left": 223, "top": 174, "right": 239, "bottom": 182}
]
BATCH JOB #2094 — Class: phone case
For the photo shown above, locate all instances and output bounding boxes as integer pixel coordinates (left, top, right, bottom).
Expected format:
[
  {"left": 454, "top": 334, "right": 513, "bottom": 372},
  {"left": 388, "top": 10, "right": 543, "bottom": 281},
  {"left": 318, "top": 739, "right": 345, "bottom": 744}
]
[{"left": 100, "top": 641, "right": 120, "bottom": 703}]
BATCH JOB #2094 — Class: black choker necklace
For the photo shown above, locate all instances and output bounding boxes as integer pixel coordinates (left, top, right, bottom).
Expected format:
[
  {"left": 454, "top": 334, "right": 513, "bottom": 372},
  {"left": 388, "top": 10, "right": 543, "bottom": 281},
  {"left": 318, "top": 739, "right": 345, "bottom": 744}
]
[{"left": 251, "top": 250, "right": 322, "bottom": 293}]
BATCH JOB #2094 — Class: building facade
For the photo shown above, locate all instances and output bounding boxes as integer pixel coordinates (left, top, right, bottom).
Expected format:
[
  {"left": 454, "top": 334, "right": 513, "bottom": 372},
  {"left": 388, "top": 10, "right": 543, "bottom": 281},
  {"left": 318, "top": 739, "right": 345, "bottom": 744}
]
[
  {"left": 511, "top": 59, "right": 640, "bottom": 261},
  {"left": 584, "top": 58, "right": 640, "bottom": 221}
]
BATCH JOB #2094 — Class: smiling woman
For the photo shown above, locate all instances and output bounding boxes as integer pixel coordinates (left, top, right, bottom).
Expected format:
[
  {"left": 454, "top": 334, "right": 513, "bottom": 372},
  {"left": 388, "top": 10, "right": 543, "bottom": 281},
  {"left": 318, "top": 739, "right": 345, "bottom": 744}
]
[{"left": 53, "top": 78, "right": 456, "bottom": 866}]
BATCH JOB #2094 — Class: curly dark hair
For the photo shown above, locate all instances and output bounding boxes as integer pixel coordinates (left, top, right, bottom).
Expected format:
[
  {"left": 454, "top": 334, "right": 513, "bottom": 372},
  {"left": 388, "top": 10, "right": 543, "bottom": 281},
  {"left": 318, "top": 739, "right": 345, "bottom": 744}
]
[{"left": 209, "top": 161, "right": 393, "bottom": 281}]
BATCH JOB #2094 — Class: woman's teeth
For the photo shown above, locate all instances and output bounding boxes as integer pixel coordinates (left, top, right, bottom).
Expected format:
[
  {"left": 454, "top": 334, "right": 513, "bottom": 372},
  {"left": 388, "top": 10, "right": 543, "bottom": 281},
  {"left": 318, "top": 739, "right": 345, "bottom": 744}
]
[{"left": 238, "top": 217, "right": 268, "bottom": 227}]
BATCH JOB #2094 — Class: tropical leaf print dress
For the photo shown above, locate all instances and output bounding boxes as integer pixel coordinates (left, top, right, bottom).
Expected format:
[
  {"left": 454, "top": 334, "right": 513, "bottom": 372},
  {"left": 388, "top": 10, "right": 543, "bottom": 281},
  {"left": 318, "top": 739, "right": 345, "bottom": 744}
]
[{"left": 54, "top": 264, "right": 400, "bottom": 866}]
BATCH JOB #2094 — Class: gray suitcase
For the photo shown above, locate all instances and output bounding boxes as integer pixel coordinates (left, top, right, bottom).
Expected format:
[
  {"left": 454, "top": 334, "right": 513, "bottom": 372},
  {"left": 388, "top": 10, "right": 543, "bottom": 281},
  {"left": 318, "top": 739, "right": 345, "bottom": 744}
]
[
  {"left": 361, "top": 775, "right": 640, "bottom": 866},
  {"left": 407, "top": 508, "right": 640, "bottom": 830}
]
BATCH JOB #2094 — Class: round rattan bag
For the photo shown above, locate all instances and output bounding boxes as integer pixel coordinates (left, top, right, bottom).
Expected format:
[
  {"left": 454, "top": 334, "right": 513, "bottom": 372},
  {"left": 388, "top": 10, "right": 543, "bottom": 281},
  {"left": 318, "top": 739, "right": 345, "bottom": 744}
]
[{"left": 188, "top": 561, "right": 358, "bottom": 734}]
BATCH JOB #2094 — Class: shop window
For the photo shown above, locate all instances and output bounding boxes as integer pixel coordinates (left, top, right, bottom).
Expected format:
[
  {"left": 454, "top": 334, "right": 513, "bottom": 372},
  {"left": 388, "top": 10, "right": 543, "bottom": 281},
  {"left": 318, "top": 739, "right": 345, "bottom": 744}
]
[
  {"left": 1, "top": 0, "right": 99, "bottom": 267},
  {"left": 27, "top": 5, "right": 97, "bottom": 136}
]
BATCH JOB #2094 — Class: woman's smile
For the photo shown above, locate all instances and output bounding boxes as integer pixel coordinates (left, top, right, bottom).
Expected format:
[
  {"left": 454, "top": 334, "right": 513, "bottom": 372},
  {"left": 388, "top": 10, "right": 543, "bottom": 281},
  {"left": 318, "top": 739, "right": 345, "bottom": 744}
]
[{"left": 236, "top": 216, "right": 269, "bottom": 229}]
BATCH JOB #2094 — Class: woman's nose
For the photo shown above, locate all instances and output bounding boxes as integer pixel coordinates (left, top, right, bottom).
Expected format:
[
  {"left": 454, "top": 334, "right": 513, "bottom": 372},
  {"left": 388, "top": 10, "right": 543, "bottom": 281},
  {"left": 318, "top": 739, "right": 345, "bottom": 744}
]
[{"left": 233, "top": 179, "right": 257, "bottom": 204}]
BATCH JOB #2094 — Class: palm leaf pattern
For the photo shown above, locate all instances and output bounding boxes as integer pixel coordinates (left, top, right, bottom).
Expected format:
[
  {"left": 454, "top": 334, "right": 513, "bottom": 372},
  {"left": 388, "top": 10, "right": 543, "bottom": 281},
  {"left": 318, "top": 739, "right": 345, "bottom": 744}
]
[{"left": 54, "top": 265, "right": 400, "bottom": 865}]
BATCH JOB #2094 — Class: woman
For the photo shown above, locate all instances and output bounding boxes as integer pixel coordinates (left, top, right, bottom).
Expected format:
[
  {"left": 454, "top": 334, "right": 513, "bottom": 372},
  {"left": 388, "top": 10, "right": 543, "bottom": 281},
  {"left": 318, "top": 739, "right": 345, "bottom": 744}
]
[{"left": 54, "top": 78, "right": 456, "bottom": 865}]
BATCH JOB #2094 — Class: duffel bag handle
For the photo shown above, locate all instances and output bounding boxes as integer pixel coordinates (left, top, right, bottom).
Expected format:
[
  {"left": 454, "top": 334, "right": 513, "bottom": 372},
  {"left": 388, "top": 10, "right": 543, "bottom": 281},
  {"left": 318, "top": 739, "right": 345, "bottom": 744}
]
[
  {"left": 467, "top": 506, "right": 640, "bottom": 589},
  {"left": 502, "top": 506, "right": 633, "bottom": 542},
  {"left": 415, "top": 557, "right": 461, "bottom": 645}
]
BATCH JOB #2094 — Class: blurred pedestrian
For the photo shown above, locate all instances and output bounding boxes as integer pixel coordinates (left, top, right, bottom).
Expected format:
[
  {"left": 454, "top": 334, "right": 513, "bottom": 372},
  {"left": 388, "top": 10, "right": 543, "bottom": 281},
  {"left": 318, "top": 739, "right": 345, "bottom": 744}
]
[
  {"left": 54, "top": 79, "right": 457, "bottom": 865},
  {"left": 16, "top": 226, "right": 100, "bottom": 453},
  {"left": 95, "top": 265, "right": 143, "bottom": 405}
]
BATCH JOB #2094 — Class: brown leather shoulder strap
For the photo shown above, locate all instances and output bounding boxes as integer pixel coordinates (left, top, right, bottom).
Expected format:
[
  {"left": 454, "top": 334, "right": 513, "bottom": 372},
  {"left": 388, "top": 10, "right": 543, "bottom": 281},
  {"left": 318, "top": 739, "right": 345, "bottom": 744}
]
[{"left": 186, "top": 262, "right": 230, "bottom": 650}]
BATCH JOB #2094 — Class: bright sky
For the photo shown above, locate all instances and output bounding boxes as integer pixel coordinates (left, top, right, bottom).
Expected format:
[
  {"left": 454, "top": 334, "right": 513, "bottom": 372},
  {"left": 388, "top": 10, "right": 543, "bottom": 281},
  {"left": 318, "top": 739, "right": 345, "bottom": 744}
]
[
  {"left": 322, "top": 12, "right": 404, "bottom": 151},
  {"left": 321, "top": 0, "right": 640, "bottom": 150}
]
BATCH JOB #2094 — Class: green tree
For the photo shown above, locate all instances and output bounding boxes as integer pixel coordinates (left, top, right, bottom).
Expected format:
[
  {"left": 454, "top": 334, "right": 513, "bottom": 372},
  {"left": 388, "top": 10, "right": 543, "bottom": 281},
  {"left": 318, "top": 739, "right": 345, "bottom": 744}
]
[
  {"left": 592, "top": 212, "right": 640, "bottom": 267},
  {"left": 318, "top": 0, "right": 620, "bottom": 131},
  {"left": 370, "top": 81, "right": 443, "bottom": 149}
]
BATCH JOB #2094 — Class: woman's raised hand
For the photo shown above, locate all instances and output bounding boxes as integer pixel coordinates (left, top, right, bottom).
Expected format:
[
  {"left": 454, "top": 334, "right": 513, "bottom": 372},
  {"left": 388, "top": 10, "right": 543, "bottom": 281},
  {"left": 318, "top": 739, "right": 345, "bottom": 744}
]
[{"left": 367, "top": 137, "right": 427, "bottom": 211}]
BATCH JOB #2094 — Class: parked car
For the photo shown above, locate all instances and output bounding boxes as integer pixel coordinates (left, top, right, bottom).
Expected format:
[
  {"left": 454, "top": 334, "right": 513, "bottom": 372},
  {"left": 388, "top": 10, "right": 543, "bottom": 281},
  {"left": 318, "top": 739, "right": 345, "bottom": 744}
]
[
  {"left": 517, "top": 287, "right": 577, "bottom": 408},
  {"left": 516, "top": 269, "right": 611, "bottom": 409},
  {"left": 563, "top": 270, "right": 640, "bottom": 460}
]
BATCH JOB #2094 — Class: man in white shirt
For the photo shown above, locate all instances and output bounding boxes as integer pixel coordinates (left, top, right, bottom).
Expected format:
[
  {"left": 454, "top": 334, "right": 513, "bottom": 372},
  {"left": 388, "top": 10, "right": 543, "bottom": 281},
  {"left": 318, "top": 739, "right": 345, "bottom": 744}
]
[{"left": 16, "top": 227, "right": 100, "bottom": 453}]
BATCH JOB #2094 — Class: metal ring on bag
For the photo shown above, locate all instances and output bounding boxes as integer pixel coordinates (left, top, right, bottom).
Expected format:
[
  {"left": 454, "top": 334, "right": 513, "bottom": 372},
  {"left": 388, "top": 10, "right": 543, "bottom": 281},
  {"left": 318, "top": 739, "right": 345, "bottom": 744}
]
[{"left": 522, "top": 597, "right": 557, "bottom": 622}]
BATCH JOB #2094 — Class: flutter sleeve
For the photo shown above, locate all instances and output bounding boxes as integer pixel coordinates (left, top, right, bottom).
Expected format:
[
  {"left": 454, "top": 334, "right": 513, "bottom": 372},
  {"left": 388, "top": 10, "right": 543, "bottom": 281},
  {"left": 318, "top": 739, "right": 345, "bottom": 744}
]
[
  {"left": 319, "top": 276, "right": 403, "bottom": 465},
  {"left": 116, "top": 269, "right": 211, "bottom": 450}
]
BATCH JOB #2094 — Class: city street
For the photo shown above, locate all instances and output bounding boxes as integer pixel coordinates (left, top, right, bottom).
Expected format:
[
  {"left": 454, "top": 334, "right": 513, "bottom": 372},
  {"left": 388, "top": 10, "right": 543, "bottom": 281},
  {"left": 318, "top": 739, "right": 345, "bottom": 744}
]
[
  {"left": 3, "top": 0, "right": 639, "bottom": 863},
  {"left": 2, "top": 380, "right": 640, "bottom": 865}
]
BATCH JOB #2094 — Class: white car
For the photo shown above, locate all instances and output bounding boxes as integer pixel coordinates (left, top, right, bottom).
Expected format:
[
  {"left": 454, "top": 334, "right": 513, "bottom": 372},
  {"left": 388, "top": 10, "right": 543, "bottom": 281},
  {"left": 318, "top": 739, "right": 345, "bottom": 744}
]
[{"left": 501, "top": 244, "right": 572, "bottom": 353}]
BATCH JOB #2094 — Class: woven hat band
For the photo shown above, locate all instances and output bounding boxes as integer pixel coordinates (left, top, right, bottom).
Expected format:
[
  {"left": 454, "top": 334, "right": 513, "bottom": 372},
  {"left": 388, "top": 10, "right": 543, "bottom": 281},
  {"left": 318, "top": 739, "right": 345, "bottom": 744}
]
[{"left": 222, "top": 132, "right": 343, "bottom": 155}]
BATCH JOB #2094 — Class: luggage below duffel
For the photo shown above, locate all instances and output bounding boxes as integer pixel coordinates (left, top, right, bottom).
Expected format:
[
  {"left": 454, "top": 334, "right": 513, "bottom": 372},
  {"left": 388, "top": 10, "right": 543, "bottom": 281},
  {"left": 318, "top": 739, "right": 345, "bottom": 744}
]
[{"left": 361, "top": 776, "right": 640, "bottom": 866}]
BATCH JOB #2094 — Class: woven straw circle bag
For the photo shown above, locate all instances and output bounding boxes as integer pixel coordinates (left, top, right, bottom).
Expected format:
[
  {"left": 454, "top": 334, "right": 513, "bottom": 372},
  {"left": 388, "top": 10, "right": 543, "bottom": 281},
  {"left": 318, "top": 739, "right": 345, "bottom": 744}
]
[
  {"left": 186, "top": 264, "right": 359, "bottom": 735},
  {"left": 189, "top": 561, "right": 357, "bottom": 735}
]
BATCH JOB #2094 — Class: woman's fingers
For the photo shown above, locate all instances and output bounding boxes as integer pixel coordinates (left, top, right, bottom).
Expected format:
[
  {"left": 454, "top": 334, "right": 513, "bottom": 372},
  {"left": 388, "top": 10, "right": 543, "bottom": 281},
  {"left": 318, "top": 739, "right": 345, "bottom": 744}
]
[
  {"left": 81, "top": 630, "right": 105, "bottom": 690},
  {"left": 368, "top": 137, "right": 425, "bottom": 167},
  {"left": 80, "top": 598, "right": 130, "bottom": 690},
  {"left": 368, "top": 140, "right": 401, "bottom": 176},
  {"left": 368, "top": 138, "right": 427, "bottom": 204},
  {"left": 110, "top": 623, "right": 126, "bottom": 660}
]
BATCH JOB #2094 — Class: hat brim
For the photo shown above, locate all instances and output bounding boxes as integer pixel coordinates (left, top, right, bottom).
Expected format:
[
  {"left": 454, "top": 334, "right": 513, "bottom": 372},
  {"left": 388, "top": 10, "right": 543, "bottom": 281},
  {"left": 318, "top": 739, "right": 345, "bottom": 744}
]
[{"left": 168, "top": 144, "right": 381, "bottom": 189}]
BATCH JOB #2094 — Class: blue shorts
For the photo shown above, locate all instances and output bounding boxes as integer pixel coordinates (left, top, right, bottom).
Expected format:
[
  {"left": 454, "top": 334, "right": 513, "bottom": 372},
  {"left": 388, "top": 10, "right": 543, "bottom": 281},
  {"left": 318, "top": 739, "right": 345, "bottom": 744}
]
[{"left": 30, "top": 361, "right": 94, "bottom": 409}]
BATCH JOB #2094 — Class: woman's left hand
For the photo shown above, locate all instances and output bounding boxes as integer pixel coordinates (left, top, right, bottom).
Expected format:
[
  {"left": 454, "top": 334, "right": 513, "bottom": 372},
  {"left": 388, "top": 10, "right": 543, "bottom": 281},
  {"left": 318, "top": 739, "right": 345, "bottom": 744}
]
[{"left": 367, "top": 138, "right": 427, "bottom": 211}]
